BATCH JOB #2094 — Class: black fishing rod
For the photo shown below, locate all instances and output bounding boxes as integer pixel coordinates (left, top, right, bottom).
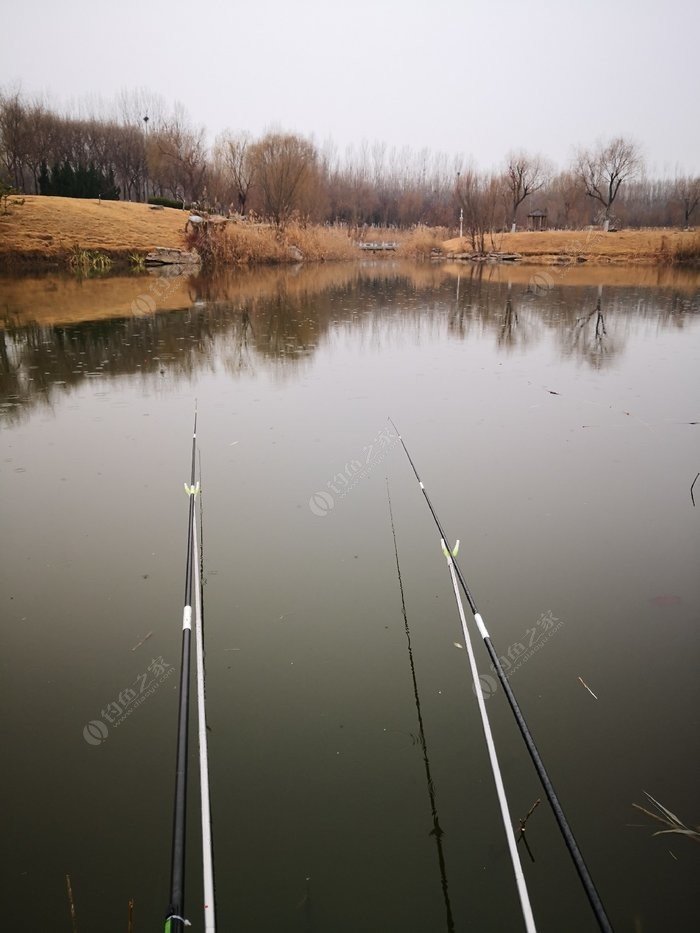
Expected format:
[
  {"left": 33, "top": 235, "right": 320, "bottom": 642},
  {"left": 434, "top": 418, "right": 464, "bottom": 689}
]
[
  {"left": 389, "top": 418, "right": 614, "bottom": 933},
  {"left": 386, "top": 479, "right": 455, "bottom": 933},
  {"left": 165, "top": 405, "right": 199, "bottom": 933}
]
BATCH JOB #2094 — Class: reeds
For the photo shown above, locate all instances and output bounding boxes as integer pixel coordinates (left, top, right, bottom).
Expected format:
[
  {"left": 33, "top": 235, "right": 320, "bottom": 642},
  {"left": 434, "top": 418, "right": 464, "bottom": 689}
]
[
  {"left": 665, "top": 231, "right": 700, "bottom": 264},
  {"left": 185, "top": 220, "right": 358, "bottom": 266},
  {"left": 397, "top": 225, "right": 450, "bottom": 259},
  {"left": 129, "top": 253, "right": 146, "bottom": 271},
  {"left": 68, "top": 244, "right": 113, "bottom": 275},
  {"left": 633, "top": 791, "right": 700, "bottom": 843}
]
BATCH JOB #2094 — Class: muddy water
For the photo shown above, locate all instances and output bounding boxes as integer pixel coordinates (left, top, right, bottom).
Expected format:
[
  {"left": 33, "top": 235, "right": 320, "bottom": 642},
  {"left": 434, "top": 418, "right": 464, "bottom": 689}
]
[{"left": 1, "top": 261, "right": 698, "bottom": 932}]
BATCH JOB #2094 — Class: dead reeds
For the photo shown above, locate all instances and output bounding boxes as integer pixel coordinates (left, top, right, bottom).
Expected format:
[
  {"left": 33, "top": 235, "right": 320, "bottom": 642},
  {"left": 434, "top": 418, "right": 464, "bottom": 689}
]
[
  {"left": 664, "top": 231, "right": 700, "bottom": 264},
  {"left": 185, "top": 220, "right": 358, "bottom": 266},
  {"left": 632, "top": 792, "right": 700, "bottom": 844}
]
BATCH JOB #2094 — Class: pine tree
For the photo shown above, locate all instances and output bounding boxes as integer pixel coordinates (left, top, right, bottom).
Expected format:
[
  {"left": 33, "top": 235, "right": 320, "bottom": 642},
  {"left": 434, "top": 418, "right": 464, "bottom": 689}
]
[{"left": 38, "top": 161, "right": 52, "bottom": 196}]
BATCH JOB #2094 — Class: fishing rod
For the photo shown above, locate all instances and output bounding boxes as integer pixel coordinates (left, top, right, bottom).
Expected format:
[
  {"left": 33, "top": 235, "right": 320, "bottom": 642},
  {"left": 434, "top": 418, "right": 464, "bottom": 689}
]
[
  {"left": 386, "top": 480, "right": 455, "bottom": 933},
  {"left": 389, "top": 418, "right": 614, "bottom": 933},
  {"left": 440, "top": 536, "right": 536, "bottom": 933},
  {"left": 192, "top": 456, "right": 217, "bottom": 930},
  {"left": 165, "top": 405, "right": 199, "bottom": 933}
]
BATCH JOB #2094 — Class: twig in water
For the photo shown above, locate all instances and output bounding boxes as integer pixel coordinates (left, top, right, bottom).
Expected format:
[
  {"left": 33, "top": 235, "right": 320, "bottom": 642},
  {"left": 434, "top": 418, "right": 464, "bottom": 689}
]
[
  {"left": 131, "top": 631, "right": 153, "bottom": 651},
  {"left": 691, "top": 472, "right": 699, "bottom": 507},
  {"left": 66, "top": 874, "right": 77, "bottom": 933},
  {"left": 127, "top": 898, "right": 134, "bottom": 933},
  {"left": 578, "top": 676, "right": 598, "bottom": 700},
  {"left": 519, "top": 798, "right": 541, "bottom": 835},
  {"left": 517, "top": 799, "right": 540, "bottom": 863}
]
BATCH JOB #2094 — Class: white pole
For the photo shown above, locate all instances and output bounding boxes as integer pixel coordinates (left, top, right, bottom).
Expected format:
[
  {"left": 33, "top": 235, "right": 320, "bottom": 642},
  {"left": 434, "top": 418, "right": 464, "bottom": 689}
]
[
  {"left": 193, "top": 491, "right": 216, "bottom": 932},
  {"left": 441, "top": 539, "right": 537, "bottom": 933}
]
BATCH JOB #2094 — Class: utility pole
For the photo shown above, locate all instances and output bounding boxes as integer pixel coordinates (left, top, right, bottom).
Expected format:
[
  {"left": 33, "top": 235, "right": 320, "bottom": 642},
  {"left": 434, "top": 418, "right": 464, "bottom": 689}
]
[{"left": 456, "top": 171, "right": 463, "bottom": 239}]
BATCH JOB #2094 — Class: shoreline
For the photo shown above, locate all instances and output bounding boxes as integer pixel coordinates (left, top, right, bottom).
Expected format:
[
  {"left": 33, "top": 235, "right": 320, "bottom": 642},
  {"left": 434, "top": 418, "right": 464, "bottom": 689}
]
[{"left": 0, "top": 195, "right": 697, "bottom": 271}]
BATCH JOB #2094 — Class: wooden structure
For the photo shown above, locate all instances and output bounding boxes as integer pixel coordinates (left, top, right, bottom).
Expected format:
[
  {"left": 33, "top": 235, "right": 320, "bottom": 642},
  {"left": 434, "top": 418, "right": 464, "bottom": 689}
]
[
  {"left": 527, "top": 209, "right": 548, "bottom": 231},
  {"left": 358, "top": 241, "right": 399, "bottom": 251}
]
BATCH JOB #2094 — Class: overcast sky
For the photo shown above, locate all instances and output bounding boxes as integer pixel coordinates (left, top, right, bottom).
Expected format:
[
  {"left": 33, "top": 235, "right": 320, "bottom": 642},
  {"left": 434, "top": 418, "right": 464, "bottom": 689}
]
[{"left": 3, "top": 0, "right": 699, "bottom": 174}]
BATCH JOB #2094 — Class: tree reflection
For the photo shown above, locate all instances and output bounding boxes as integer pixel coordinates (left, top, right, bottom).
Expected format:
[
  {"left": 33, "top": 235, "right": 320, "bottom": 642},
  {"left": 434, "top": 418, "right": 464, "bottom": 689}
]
[
  {"left": 1, "top": 264, "right": 698, "bottom": 424},
  {"left": 564, "top": 288, "right": 618, "bottom": 369}
]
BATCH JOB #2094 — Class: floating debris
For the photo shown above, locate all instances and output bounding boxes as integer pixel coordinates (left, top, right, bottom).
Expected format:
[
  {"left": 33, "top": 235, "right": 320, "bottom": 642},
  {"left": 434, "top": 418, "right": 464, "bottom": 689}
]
[
  {"left": 131, "top": 631, "right": 153, "bottom": 652},
  {"left": 578, "top": 676, "right": 598, "bottom": 700},
  {"left": 632, "top": 792, "right": 700, "bottom": 844}
]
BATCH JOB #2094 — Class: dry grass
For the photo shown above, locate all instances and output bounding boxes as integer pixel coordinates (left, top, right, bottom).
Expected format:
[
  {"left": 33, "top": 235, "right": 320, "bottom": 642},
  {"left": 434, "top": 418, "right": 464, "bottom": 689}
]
[
  {"left": 397, "top": 225, "right": 450, "bottom": 259},
  {"left": 187, "top": 221, "right": 359, "bottom": 265},
  {"left": 442, "top": 228, "right": 699, "bottom": 264},
  {"left": 0, "top": 194, "right": 187, "bottom": 263},
  {"left": 1, "top": 197, "right": 697, "bottom": 269},
  {"left": 665, "top": 231, "right": 700, "bottom": 263}
]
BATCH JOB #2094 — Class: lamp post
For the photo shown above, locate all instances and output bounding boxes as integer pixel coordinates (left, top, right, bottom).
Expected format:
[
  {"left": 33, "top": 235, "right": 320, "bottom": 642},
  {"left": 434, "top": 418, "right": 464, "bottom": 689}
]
[{"left": 143, "top": 114, "right": 150, "bottom": 203}]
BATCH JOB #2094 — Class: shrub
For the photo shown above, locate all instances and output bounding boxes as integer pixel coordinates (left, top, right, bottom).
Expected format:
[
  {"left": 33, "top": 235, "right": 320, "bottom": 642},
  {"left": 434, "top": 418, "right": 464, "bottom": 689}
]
[{"left": 148, "top": 196, "right": 189, "bottom": 210}]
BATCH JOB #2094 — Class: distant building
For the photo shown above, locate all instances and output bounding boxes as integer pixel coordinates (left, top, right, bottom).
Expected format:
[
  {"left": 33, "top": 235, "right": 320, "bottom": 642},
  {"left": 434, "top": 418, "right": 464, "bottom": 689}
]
[{"left": 527, "top": 208, "right": 548, "bottom": 231}]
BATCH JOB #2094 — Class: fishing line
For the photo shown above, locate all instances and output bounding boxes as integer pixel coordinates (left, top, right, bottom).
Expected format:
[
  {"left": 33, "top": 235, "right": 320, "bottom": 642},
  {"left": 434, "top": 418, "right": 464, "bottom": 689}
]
[
  {"left": 386, "top": 479, "right": 455, "bottom": 933},
  {"left": 389, "top": 418, "right": 613, "bottom": 933}
]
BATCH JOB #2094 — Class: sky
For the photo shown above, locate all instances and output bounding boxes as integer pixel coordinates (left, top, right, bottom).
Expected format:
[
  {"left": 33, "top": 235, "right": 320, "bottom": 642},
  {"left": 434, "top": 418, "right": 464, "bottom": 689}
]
[{"left": 3, "top": 0, "right": 699, "bottom": 175}]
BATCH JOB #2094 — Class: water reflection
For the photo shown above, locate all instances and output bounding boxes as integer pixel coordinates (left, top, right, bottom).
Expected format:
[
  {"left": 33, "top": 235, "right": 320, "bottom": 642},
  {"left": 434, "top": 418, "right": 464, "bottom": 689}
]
[
  {"left": 1, "top": 263, "right": 698, "bottom": 423},
  {"left": 566, "top": 287, "right": 614, "bottom": 369}
]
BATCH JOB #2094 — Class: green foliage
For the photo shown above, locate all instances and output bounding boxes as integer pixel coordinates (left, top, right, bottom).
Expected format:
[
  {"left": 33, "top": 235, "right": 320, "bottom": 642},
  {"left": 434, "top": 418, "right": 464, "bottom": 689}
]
[
  {"left": 0, "top": 178, "right": 17, "bottom": 213},
  {"left": 148, "top": 196, "right": 189, "bottom": 210},
  {"left": 68, "top": 245, "right": 113, "bottom": 276},
  {"left": 39, "top": 160, "right": 120, "bottom": 200}
]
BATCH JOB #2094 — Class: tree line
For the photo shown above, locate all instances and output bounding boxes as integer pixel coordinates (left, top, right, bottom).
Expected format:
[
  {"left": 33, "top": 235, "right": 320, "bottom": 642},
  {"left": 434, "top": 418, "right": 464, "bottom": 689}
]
[{"left": 1, "top": 87, "right": 698, "bottom": 232}]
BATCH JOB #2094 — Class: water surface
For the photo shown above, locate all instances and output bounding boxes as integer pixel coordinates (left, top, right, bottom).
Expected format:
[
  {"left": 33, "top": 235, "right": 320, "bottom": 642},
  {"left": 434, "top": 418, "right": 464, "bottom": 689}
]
[{"left": 1, "top": 261, "right": 698, "bottom": 932}]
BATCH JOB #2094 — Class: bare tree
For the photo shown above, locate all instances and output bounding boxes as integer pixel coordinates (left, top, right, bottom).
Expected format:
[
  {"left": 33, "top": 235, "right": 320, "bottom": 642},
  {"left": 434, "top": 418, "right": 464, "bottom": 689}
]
[
  {"left": 504, "top": 151, "right": 550, "bottom": 232},
  {"left": 456, "top": 167, "right": 502, "bottom": 253},
  {"left": 574, "top": 137, "right": 642, "bottom": 231},
  {"left": 215, "top": 131, "right": 256, "bottom": 214},
  {"left": 154, "top": 108, "right": 208, "bottom": 204},
  {"left": 0, "top": 89, "right": 29, "bottom": 189},
  {"left": 249, "top": 132, "right": 319, "bottom": 226},
  {"left": 23, "top": 101, "right": 57, "bottom": 193},
  {"left": 673, "top": 175, "right": 700, "bottom": 228},
  {"left": 548, "top": 170, "right": 585, "bottom": 229}
]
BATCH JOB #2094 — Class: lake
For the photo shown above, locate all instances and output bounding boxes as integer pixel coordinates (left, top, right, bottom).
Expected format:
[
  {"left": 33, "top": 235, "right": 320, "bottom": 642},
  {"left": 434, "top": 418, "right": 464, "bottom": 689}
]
[{"left": 1, "top": 260, "right": 698, "bottom": 932}]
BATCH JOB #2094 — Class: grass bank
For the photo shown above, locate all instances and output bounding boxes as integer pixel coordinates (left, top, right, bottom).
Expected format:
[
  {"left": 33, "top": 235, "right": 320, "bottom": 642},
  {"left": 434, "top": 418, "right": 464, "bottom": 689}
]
[
  {"left": 442, "top": 228, "right": 700, "bottom": 264},
  {"left": 0, "top": 195, "right": 186, "bottom": 267},
  {"left": 0, "top": 196, "right": 697, "bottom": 269}
]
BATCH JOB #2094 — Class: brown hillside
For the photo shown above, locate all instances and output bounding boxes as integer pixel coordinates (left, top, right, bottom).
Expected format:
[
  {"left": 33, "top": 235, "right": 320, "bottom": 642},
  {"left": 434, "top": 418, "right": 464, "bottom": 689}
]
[{"left": 0, "top": 195, "right": 187, "bottom": 260}]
